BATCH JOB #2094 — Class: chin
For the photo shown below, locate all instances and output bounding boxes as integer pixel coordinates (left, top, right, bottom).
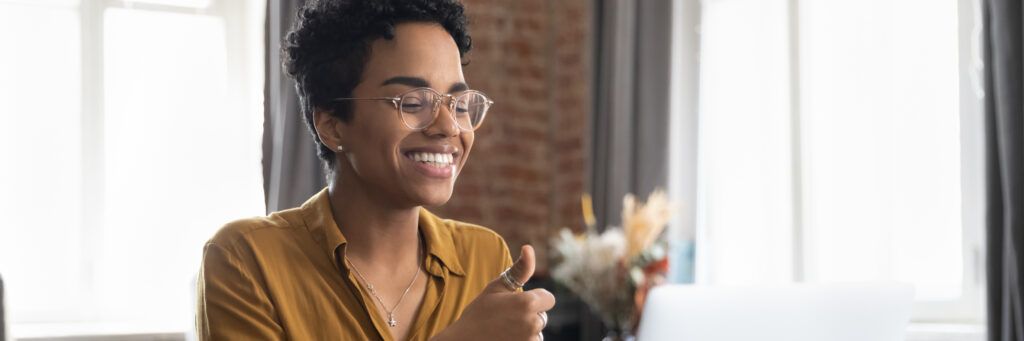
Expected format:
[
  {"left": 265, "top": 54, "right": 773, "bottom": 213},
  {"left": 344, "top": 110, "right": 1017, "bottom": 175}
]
[{"left": 409, "top": 187, "right": 455, "bottom": 207}]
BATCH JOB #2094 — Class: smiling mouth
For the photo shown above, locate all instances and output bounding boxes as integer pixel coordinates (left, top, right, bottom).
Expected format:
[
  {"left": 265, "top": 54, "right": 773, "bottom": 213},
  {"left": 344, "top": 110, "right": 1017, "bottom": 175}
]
[{"left": 404, "top": 151, "right": 455, "bottom": 168}]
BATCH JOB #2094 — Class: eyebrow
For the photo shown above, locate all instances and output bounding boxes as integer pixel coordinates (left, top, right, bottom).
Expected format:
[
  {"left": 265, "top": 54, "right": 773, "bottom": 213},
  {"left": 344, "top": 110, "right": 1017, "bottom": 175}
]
[{"left": 381, "top": 76, "right": 469, "bottom": 93}]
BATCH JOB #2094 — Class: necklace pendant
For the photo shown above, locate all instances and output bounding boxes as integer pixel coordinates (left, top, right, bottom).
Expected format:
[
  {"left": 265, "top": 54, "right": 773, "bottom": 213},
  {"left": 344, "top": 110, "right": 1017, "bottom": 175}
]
[{"left": 387, "top": 314, "right": 398, "bottom": 327}]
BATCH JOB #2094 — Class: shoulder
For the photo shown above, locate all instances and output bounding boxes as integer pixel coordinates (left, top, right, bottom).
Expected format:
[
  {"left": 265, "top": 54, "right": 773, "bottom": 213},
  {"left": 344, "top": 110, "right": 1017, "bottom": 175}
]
[
  {"left": 205, "top": 207, "right": 305, "bottom": 256},
  {"left": 434, "top": 217, "right": 514, "bottom": 274},
  {"left": 447, "top": 220, "right": 508, "bottom": 250}
]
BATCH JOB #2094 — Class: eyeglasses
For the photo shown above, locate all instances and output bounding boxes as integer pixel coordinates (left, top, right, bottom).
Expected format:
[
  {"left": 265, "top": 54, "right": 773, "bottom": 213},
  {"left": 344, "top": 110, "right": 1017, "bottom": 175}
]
[{"left": 331, "top": 87, "right": 494, "bottom": 132}]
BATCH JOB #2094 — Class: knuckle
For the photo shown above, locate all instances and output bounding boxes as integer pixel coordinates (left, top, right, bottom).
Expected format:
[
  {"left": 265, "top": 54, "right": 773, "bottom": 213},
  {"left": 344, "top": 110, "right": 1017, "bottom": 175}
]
[
  {"left": 531, "top": 289, "right": 555, "bottom": 306},
  {"left": 526, "top": 290, "right": 554, "bottom": 310},
  {"left": 539, "top": 290, "right": 557, "bottom": 310}
]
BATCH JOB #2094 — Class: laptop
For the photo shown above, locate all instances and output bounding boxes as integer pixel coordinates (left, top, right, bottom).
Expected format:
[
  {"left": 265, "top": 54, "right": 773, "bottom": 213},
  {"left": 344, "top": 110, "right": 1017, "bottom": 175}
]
[{"left": 636, "top": 283, "right": 914, "bottom": 341}]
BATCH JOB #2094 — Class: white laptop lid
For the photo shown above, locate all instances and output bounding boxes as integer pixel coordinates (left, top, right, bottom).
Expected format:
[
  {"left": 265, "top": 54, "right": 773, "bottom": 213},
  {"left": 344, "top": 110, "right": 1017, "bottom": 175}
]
[{"left": 636, "top": 283, "right": 914, "bottom": 341}]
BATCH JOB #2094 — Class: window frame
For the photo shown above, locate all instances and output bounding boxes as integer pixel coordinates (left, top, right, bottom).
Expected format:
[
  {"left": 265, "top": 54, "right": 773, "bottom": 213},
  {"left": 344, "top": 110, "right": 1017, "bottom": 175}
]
[{"left": 904, "top": 0, "right": 987, "bottom": 324}]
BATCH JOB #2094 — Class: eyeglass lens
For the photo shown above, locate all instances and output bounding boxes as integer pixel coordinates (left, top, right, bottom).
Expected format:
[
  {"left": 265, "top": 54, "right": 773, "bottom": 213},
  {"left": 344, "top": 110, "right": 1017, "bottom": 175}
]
[{"left": 398, "top": 89, "right": 489, "bottom": 131}]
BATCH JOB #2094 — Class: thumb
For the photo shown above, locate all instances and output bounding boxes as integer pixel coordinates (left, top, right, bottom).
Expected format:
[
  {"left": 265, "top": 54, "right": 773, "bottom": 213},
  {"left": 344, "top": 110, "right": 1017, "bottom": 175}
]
[
  {"left": 484, "top": 244, "right": 536, "bottom": 294},
  {"left": 509, "top": 244, "right": 536, "bottom": 285}
]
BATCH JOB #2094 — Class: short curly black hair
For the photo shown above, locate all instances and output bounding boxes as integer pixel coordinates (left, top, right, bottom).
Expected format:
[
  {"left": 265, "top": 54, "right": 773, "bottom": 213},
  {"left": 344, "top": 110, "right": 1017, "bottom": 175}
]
[{"left": 283, "top": 0, "right": 472, "bottom": 171}]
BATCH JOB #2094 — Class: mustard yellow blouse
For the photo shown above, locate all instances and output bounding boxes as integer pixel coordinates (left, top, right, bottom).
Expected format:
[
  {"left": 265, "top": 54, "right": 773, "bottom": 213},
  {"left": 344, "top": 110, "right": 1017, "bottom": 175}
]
[{"left": 195, "top": 188, "right": 513, "bottom": 340}]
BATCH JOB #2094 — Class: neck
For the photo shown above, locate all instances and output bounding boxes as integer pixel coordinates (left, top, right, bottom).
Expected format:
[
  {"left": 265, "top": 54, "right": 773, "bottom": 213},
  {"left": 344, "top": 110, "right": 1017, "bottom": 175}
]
[{"left": 328, "top": 166, "right": 422, "bottom": 267}]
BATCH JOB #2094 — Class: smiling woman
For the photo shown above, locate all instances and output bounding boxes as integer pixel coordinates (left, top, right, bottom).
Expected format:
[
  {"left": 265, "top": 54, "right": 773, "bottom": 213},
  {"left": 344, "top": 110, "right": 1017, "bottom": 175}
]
[{"left": 194, "top": 1, "right": 554, "bottom": 340}]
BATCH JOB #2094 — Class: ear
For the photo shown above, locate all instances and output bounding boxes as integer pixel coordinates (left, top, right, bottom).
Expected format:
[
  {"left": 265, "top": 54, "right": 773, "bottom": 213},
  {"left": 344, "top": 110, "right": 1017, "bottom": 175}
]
[{"left": 313, "top": 108, "right": 345, "bottom": 152}]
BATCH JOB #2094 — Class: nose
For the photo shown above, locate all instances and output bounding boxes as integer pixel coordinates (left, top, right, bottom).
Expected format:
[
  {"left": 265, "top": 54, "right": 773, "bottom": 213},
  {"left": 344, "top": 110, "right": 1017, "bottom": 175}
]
[{"left": 423, "top": 96, "right": 460, "bottom": 138}]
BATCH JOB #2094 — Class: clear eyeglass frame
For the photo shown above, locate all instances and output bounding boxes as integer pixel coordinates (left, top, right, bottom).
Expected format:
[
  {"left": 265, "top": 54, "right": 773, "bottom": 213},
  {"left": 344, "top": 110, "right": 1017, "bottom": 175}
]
[{"left": 331, "top": 87, "right": 494, "bottom": 132}]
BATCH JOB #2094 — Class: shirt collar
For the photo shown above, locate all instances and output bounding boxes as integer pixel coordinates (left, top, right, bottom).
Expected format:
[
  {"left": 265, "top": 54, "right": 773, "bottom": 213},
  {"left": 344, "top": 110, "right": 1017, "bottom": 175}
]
[
  {"left": 417, "top": 206, "right": 466, "bottom": 276},
  {"left": 299, "top": 188, "right": 466, "bottom": 277}
]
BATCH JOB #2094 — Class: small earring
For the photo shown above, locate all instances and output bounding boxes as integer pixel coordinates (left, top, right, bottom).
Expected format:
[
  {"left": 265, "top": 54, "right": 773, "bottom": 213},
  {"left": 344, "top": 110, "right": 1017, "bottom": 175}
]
[{"left": 336, "top": 145, "right": 344, "bottom": 151}]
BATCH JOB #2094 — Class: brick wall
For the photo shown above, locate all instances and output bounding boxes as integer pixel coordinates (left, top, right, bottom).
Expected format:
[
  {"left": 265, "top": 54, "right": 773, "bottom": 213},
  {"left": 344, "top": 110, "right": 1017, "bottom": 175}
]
[{"left": 431, "top": 0, "right": 592, "bottom": 273}]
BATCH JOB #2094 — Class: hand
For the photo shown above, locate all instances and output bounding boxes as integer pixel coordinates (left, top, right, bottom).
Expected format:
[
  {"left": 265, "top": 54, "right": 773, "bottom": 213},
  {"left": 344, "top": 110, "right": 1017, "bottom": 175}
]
[{"left": 433, "top": 245, "right": 556, "bottom": 341}]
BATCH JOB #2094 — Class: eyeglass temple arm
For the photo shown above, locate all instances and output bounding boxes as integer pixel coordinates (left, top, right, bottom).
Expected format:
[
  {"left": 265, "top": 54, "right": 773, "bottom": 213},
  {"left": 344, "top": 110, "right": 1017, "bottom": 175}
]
[{"left": 331, "top": 97, "right": 401, "bottom": 109}]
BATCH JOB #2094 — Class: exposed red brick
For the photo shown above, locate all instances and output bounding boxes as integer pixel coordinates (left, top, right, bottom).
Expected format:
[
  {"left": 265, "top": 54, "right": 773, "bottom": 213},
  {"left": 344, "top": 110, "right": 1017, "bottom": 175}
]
[{"left": 435, "top": 0, "right": 591, "bottom": 272}]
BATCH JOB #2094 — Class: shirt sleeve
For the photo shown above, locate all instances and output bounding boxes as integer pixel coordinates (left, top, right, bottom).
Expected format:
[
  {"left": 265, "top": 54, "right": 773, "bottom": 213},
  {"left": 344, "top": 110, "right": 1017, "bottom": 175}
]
[{"left": 196, "top": 242, "right": 285, "bottom": 340}]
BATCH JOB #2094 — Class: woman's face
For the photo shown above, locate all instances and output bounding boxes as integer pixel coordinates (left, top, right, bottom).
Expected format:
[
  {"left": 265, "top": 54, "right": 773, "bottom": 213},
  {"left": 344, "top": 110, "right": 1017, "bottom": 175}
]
[{"left": 334, "top": 22, "right": 475, "bottom": 208}]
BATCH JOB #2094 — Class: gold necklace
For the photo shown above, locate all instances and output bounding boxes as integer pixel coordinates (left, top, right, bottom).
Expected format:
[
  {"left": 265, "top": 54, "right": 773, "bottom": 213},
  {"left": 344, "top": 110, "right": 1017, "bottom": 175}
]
[{"left": 346, "top": 247, "right": 423, "bottom": 328}]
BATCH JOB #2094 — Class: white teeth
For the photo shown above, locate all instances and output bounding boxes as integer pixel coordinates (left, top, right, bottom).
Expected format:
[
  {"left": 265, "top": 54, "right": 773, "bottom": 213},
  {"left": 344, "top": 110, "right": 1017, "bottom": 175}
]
[{"left": 408, "top": 152, "right": 454, "bottom": 165}]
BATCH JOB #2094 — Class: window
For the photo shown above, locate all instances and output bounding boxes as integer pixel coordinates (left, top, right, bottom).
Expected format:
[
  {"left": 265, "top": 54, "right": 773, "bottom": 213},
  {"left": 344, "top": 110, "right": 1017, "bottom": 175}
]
[
  {"left": 683, "top": 0, "right": 984, "bottom": 323},
  {"left": 0, "top": 0, "right": 265, "bottom": 337}
]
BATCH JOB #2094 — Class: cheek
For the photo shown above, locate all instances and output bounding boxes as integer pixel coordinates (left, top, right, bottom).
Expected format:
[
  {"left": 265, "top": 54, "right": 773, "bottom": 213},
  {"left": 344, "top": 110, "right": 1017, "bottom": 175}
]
[
  {"left": 347, "top": 124, "right": 406, "bottom": 172},
  {"left": 459, "top": 133, "right": 475, "bottom": 167},
  {"left": 377, "top": 133, "right": 408, "bottom": 168}
]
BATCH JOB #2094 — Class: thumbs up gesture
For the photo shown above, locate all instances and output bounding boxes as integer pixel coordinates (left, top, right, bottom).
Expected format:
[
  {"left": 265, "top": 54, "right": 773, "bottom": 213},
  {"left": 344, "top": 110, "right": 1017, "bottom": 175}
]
[{"left": 432, "top": 245, "right": 556, "bottom": 341}]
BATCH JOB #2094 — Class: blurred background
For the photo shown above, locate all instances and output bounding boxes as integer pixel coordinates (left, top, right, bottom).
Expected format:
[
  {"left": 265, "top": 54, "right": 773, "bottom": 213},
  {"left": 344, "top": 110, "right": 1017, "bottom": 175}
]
[{"left": 0, "top": 0, "right": 1011, "bottom": 340}]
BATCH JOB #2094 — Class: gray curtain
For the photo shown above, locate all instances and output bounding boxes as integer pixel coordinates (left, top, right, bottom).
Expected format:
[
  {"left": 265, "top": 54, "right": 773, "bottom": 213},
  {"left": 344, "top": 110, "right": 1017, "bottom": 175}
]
[
  {"left": 983, "top": 0, "right": 1024, "bottom": 339},
  {"left": 590, "top": 0, "right": 674, "bottom": 229},
  {"left": 263, "top": 0, "right": 324, "bottom": 214},
  {"left": 587, "top": 0, "right": 677, "bottom": 338}
]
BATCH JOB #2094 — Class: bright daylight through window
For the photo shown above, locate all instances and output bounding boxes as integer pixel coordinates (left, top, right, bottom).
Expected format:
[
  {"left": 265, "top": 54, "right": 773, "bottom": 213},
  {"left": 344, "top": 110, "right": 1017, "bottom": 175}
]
[
  {"left": 0, "top": 0, "right": 264, "bottom": 336},
  {"left": 694, "top": 0, "right": 983, "bottom": 323}
]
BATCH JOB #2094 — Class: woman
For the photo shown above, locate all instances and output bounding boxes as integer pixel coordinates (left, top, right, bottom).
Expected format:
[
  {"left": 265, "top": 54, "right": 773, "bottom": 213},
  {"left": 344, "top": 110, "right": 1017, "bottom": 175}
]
[{"left": 195, "top": 1, "right": 555, "bottom": 340}]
